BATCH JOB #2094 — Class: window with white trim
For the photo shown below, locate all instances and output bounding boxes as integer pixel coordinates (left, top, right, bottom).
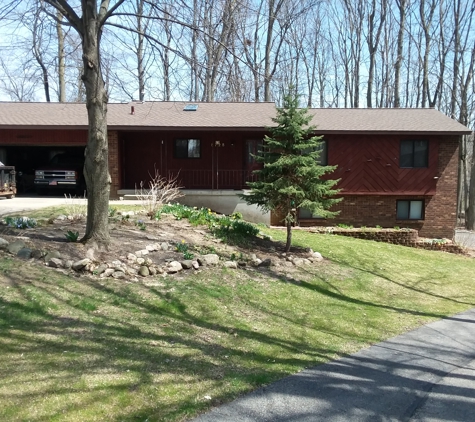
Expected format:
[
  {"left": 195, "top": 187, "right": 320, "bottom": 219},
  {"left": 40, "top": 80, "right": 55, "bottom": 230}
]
[{"left": 396, "top": 200, "right": 424, "bottom": 220}]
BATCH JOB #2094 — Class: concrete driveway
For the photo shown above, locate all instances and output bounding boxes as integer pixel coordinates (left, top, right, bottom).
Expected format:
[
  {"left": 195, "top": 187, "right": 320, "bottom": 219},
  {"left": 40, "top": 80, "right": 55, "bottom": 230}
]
[
  {"left": 0, "top": 195, "right": 68, "bottom": 216},
  {"left": 0, "top": 194, "right": 142, "bottom": 216}
]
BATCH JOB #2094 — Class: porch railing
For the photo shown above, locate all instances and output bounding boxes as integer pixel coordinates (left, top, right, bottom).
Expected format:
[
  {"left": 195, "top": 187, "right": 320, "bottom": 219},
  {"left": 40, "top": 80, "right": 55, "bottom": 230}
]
[{"left": 167, "top": 169, "right": 258, "bottom": 189}]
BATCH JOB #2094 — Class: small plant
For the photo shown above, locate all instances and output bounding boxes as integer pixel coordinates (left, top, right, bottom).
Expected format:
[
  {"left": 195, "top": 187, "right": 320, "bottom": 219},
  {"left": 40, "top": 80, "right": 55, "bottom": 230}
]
[
  {"left": 135, "top": 219, "right": 146, "bottom": 231},
  {"left": 337, "top": 223, "right": 353, "bottom": 229},
  {"left": 230, "top": 212, "right": 243, "bottom": 220},
  {"left": 183, "top": 251, "right": 194, "bottom": 260},
  {"left": 65, "top": 230, "right": 80, "bottom": 242},
  {"left": 109, "top": 207, "right": 118, "bottom": 217},
  {"left": 176, "top": 240, "right": 189, "bottom": 253},
  {"left": 5, "top": 216, "right": 37, "bottom": 229},
  {"left": 393, "top": 226, "right": 400, "bottom": 230},
  {"left": 375, "top": 225, "right": 382, "bottom": 229}
]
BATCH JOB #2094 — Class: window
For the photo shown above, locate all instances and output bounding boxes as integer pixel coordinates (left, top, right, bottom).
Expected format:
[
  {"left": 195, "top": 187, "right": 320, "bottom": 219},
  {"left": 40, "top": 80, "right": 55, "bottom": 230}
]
[
  {"left": 303, "top": 140, "right": 327, "bottom": 165},
  {"left": 174, "top": 139, "right": 200, "bottom": 158},
  {"left": 400, "top": 140, "right": 428, "bottom": 168},
  {"left": 298, "top": 208, "right": 323, "bottom": 219},
  {"left": 396, "top": 200, "right": 424, "bottom": 220}
]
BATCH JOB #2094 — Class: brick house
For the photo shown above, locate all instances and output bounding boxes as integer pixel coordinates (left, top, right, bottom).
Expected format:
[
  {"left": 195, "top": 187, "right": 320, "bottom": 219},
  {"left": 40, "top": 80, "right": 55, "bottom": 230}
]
[{"left": 0, "top": 102, "right": 471, "bottom": 238}]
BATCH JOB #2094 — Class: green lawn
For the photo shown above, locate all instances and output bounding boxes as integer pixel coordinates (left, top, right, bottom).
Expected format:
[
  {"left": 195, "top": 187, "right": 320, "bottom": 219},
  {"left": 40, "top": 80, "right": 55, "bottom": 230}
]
[{"left": 1, "top": 223, "right": 474, "bottom": 421}]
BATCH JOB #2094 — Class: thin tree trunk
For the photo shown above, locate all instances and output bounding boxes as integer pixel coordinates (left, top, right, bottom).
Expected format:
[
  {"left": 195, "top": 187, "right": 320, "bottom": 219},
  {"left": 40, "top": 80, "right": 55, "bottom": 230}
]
[
  {"left": 285, "top": 220, "right": 292, "bottom": 252},
  {"left": 136, "top": 0, "right": 145, "bottom": 101},
  {"left": 56, "top": 10, "right": 66, "bottom": 102},
  {"left": 32, "top": 4, "right": 50, "bottom": 102},
  {"left": 366, "top": 0, "right": 386, "bottom": 108},
  {"left": 394, "top": 0, "right": 406, "bottom": 107},
  {"left": 467, "top": 136, "right": 475, "bottom": 230}
]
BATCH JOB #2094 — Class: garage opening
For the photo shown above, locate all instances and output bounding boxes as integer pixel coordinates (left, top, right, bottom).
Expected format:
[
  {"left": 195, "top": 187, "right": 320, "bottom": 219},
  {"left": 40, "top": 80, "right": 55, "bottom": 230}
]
[{"left": 0, "top": 146, "right": 85, "bottom": 195}]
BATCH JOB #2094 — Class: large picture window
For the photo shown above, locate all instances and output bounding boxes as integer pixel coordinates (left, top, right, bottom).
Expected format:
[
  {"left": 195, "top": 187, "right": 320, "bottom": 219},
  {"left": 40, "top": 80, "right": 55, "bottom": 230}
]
[
  {"left": 400, "top": 140, "right": 428, "bottom": 168},
  {"left": 174, "top": 139, "right": 200, "bottom": 158},
  {"left": 396, "top": 200, "right": 424, "bottom": 220}
]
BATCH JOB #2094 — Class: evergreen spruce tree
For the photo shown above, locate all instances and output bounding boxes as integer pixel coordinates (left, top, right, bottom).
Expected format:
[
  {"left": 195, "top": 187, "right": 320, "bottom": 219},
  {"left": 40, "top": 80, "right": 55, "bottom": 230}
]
[{"left": 242, "top": 90, "right": 342, "bottom": 252}]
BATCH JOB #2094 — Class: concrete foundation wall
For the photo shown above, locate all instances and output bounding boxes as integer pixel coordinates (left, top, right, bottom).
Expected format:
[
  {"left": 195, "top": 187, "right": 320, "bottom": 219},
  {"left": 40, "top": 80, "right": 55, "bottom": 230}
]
[{"left": 117, "top": 189, "right": 271, "bottom": 225}]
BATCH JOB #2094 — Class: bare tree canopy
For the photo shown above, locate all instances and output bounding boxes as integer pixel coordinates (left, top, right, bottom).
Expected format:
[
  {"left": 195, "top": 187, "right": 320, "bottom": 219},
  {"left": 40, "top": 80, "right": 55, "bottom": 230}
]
[{"left": 1, "top": 0, "right": 475, "bottom": 233}]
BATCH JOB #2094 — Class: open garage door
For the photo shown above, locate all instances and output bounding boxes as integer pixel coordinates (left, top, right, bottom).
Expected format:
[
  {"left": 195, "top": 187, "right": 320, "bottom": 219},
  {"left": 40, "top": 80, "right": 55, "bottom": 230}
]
[{"left": 0, "top": 146, "right": 85, "bottom": 195}]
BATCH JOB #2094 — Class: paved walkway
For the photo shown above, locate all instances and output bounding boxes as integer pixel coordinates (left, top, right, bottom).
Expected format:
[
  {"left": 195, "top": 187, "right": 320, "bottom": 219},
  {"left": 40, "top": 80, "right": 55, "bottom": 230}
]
[{"left": 192, "top": 308, "right": 475, "bottom": 422}]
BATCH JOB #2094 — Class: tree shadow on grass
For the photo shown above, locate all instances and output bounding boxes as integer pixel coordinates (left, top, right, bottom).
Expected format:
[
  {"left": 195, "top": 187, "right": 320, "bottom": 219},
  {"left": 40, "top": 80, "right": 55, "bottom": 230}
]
[{"left": 0, "top": 268, "right": 351, "bottom": 422}]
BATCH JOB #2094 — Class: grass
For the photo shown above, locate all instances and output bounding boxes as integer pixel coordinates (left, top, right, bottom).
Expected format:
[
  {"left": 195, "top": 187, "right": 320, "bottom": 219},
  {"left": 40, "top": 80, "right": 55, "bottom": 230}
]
[{"left": 1, "top": 215, "right": 475, "bottom": 421}]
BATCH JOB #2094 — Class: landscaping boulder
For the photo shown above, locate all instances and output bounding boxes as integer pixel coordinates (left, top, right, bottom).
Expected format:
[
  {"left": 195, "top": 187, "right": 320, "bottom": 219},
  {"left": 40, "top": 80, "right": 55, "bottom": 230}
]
[
  {"left": 100, "top": 268, "right": 115, "bottom": 278},
  {"left": 44, "top": 251, "right": 62, "bottom": 262},
  {"left": 47, "top": 257, "right": 63, "bottom": 268},
  {"left": 167, "top": 261, "right": 183, "bottom": 273},
  {"left": 310, "top": 252, "right": 323, "bottom": 261},
  {"left": 0, "top": 238, "right": 9, "bottom": 250},
  {"left": 258, "top": 258, "right": 273, "bottom": 267},
  {"left": 135, "top": 249, "right": 149, "bottom": 257},
  {"left": 31, "top": 249, "right": 45, "bottom": 260},
  {"left": 223, "top": 261, "right": 238, "bottom": 269},
  {"left": 95, "top": 264, "right": 109, "bottom": 275},
  {"left": 180, "top": 260, "right": 193, "bottom": 270},
  {"left": 198, "top": 254, "right": 219, "bottom": 266},
  {"left": 7, "top": 240, "right": 26, "bottom": 255},
  {"left": 72, "top": 258, "right": 91, "bottom": 271},
  {"left": 17, "top": 248, "right": 32, "bottom": 260},
  {"left": 139, "top": 266, "right": 150, "bottom": 277}
]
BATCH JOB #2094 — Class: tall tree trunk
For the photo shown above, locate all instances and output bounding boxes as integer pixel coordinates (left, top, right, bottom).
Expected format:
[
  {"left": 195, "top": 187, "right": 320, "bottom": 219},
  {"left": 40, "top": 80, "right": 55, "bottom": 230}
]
[
  {"left": 394, "top": 0, "right": 406, "bottom": 107},
  {"left": 467, "top": 136, "right": 475, "bottom": 230},
  {"left": 32, "top": 4, "right": 50, "bottom": 102},
  {"left": 366, "top": 0, "right": 387, "bottom": 108},
  {"left": 136, "top": 0, "right": 145, "bottom": 101},
  {"left": 80, "top": 2, "right": 111, "bottom": 247},
  {"left": 420, "top": 0, "right": 436, "bottom": 108},
  {"left": 56, "top": 10, "right": 66, "bottom": 102}
]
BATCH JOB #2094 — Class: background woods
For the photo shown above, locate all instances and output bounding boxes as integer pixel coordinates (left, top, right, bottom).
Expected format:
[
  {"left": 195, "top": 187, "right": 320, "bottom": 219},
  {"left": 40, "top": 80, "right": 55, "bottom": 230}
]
[{"left": 0, "top": 0, "right": 474, "bottom": 227}]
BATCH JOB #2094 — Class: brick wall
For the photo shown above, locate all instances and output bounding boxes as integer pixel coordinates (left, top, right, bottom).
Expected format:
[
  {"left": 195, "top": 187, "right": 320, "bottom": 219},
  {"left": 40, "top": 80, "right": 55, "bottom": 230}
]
[
  {"left": 305, "top": 227, "right": 465, "bottom": 254},
  {"left": 298, "top": 194, "right": 427, "bottom": 232},
  {"left": 421, "top": 137, "right": 459, "bottom": 238},
  {"left": 108, "top": 131, "right": 120, "bottom": 199},
  {"left": 273, "top": 136, "right": 460, "bottom": 239}
]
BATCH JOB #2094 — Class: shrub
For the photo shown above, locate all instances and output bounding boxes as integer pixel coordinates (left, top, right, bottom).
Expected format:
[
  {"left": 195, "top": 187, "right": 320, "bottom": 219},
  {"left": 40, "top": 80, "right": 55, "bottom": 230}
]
[
  {"left": 135, "top": 170, "right": 183, "bottom": 218},
  {"left": 5, "top": 216, "right": 37, "bottom": 229}
]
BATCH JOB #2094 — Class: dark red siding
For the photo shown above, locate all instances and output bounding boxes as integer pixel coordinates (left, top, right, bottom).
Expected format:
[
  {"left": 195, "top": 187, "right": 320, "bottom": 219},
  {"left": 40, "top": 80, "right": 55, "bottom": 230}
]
[
  {"left": 328, "top": 135, "right": 438, "bottom": 195},
  {"left": 0, "top": 129, "right": 87, "bottom": 146},
  {"left": 120, "top": 130, "right": 265, "bottom": 189}
]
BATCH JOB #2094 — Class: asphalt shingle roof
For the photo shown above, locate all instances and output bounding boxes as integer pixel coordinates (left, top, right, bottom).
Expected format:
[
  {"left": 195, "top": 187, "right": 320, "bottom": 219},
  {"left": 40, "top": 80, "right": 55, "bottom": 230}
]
[
  {"left": 307, "top": 107, "right": 471, "bottom": 134},
  {"left": 0, "top": 101, "right": 471, "bottom": 134}
]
